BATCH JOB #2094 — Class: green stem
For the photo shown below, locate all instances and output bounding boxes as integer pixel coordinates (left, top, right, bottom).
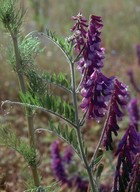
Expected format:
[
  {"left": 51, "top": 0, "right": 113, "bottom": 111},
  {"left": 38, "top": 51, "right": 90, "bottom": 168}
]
[
  {"left": 90, "top": 108, "right": 111, "bottom": 168},
  {"left": 71, "top": 63, "right": 98, "bottom": 192},
  {"left": 10, "top": 31, "right": 40, "bottom": 187}
]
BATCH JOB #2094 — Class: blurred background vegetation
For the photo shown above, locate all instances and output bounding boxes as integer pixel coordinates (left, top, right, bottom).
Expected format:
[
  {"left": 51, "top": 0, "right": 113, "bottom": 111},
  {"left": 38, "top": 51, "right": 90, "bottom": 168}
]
[
  {"left": 0, "top": 0, "right": 140, "bottom": 101},
  {"left": 0, "top": 0, "right": 140, "bottom": 191}
]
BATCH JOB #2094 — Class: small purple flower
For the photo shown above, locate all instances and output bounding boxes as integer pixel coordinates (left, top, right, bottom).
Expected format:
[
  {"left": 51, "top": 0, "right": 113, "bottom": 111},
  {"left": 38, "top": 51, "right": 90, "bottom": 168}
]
[
  {"left": 80, "top": 71, "right": 114, "bottom": 121},
  {"left": 136, "top": 44, "right": 140, "bottom": 66},
  {"left": 103, "top": 79, "right": 128, "bottom": 150},
  {"left": 128, "top": 98, "right": 139, "bottom": 130},
  {"left": 113, "top": 126, "right": 140, "bottom": 192},
  {"left": 70, "top": 13, "right": 88, "bottom": 52}
]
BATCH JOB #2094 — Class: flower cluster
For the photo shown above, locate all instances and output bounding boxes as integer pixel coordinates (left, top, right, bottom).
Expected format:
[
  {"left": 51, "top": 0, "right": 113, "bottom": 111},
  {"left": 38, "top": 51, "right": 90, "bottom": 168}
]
[
  {"left": 113, "top": 125, "right": 140, "bottom": 192},
  {"left": 51, "top": 140, "right": 88, "bottom": 191},
  {"left": 71, "top": 13, "right": 129, "bottom": 152},
  {"left": 73, "top": 14, "right": 114, "bottom": 122},
  {"left": 77, "top": 14, "right": 105, "bottom": 81},
  {"left": 103, "top": 79, "right": 128, "bottom": 150}
]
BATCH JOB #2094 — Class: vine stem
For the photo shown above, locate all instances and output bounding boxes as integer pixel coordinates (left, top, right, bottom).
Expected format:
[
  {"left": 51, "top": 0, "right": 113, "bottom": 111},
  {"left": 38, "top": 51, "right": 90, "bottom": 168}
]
[
  {"left": 71, "top": 63, "right": 98, "bottom": 192},
  {"left": 89, "top": 108, "right": 110, "bottom": 168},
  {"left": 9, "top": 30, "right": 40, "bottom": 187}
]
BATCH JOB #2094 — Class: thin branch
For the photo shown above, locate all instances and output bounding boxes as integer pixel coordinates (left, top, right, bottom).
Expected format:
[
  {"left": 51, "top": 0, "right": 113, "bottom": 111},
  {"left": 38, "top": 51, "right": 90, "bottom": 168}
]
[
  {"left": 79, "top": 109, "right": 88, "bottom": 127},
  {"left": 35, "top": 128, "right": 81, "bottom": 159},
  {"left": 89, "top": 110, "right": 110, "bottom": 168},
  {"left": 72, "top": 45, "right": 85, "bottom": 63},
  {"left": 1, "top": 100, "right": 77, "bottom": 129},
  {"left": 32, "top": 31, "right": 72, "bottom": 64},
  {"left": 76, "top": 70, "right": 86, "bottom": 93},
  {"left": 44, "top": 79, "right": 72, "bottom": 93}
]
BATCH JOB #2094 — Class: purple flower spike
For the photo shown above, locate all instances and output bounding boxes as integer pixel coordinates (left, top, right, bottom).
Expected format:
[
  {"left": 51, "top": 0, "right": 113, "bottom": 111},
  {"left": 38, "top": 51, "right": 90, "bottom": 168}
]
[
  {"left": 136, "top": 44, "right": 140, "bottom": 66},
  {"left": 51, "top": 140, "right": 69, "bottom": 185},
  {"left": 70, "top": 13, "right": 88, "bottom": 52},
  {"left": 80, "top": 71, "right": 114, "bottom": 121},
  {"left": 83, "top": 15, "right": 104, "bottom": 71},
  {"left": 128, "top": 98, "right": 139, "bottom": 130},
  {"left": 113, "top": 126, "right": 140, "bottom": 192},
  {"left": 103, "top": 79, "right": 128, "bottom": 150},
  {"left": 51, "top": 141, "right": 89, "bottom": 191}
]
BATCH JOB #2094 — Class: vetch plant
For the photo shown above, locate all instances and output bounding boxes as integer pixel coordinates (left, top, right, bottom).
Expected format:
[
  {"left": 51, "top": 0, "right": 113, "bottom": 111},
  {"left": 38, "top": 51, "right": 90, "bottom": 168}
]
[{"left": 1, "top": 1, "right": 140, "bottom": 192}]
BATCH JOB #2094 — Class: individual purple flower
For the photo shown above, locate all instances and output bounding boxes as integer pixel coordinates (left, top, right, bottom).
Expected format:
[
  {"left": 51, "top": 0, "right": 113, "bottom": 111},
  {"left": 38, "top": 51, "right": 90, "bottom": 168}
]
[
  {"left": 127, "top": 153, "right": 140, "bottom": 192},
  {"left": 80, "top": 71, "right": 114, "bottom": 121},
  {"left": 136, "top": 44, "right": 140, "bottom": 66},
  {"left": 113, "top": 125, "right": 140, "bottom": 192},
  {"left": 70, "top": 13, "right": 88, "bottom": 52},
  {"left": 128, "top": 98, "right": 139, "bottom": 130},
  {"left": 51, "top": 140, "right": 70, "bottom": 185},
  {"left": 103, "top": 79, "right": 128, "bottom": 150},
  {"left": 63, "top": 146, "right": 73, "bottom": 164}
]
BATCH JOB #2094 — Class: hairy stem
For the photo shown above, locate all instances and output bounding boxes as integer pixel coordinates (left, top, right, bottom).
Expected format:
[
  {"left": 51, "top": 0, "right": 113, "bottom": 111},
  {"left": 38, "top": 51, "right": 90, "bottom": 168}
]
[
  {"left": 10, "top": 31, "right": 40, "bottom": 187},
  {"left": 71, "top": 63, "right": 98, "bottom": 192}
]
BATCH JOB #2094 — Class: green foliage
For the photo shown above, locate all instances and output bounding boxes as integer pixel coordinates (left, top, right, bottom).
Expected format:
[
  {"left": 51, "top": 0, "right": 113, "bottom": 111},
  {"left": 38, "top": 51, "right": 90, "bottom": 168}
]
[
  {"left": 0, "top": 0, "right": 25, "bottom": 33},
  {"left": 26, "top": 70, "right": 47, "bottom": 95},
  {"left": 47, "top": 120, "right": 80, "bottom": 156},
  {"left": 45, "top": 29, "right": 73, "bottom": 63},
  {"left": 19, "top": 91, "right": 75, "bottom": 123},
  {"left": 42, "top": 72, "right": 71, "bottom": 92},
  {"left": 0, "top": 124, "right": 37, "bottom": 166},
  {"left": 19, "top": 34, "right": 42, "bottom": 69},
  {"left": 9, "top": 34, "right": 42, "bottom": 72}
]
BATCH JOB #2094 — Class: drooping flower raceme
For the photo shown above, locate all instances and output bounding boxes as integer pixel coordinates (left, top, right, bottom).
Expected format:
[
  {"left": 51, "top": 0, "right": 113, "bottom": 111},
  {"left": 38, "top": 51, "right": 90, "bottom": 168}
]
[
  {"left": 83, "top": 15, "right": 104, "bottom": 73},
  {"left": 70, "top": 13, "right": 129, "bottom": 152},
  {"left": 51, "top": 140, "right": 69, "bottom": 185},
  {"left": 127, "top": 153, "right": 140, "bottom": 192},
  {"left": 51, "top": 141, "right": 89, "bottom": 191},
  {"left": 77, "top": 15, "right": 105, "bottom": 82},
  {"left": 113, "top": 125, "right": 140, "bottom": 192},
  {"left": 103, "top": 79, "right": 128, "bottom": 150},
  {"left": 76, "top": 15, "right": 114, "bottom": 122}
]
